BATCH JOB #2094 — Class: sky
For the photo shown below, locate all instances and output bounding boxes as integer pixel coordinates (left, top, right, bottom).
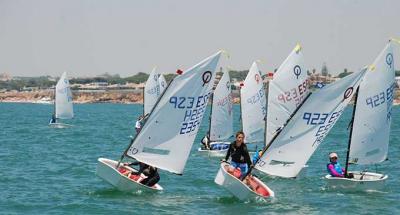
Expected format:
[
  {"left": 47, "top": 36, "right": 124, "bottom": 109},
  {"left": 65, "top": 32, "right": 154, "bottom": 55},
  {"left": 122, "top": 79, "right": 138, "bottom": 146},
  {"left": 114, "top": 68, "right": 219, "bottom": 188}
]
[{"left": 0, "top": 0, "right": 399, "bottom": 77}]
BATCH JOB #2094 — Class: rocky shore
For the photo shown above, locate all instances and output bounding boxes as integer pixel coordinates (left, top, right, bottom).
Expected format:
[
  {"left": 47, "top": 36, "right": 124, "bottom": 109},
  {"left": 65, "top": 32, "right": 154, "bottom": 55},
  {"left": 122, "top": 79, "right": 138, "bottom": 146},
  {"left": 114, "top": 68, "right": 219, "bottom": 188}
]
[
  {"left": 1, "top": 89, "right": 399, "bottom": 105},
  {"left": 0, "top": 90, "right": 143, "bottom": 104}
]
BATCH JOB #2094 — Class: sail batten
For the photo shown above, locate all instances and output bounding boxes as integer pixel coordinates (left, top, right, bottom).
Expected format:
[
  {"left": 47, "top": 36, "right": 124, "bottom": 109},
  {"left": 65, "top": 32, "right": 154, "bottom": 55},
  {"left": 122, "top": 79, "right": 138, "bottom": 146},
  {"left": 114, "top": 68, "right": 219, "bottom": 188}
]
[{"left": 126, "top": 51, "right": 222, "bottom": 174}]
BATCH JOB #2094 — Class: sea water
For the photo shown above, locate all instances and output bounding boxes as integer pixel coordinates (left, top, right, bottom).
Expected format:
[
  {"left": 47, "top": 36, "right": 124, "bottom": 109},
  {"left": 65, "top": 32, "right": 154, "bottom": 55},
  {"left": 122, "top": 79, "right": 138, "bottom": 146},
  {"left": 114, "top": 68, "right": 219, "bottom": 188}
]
[{"left": 0, "top": 103, "right": 399, "bottom": 214}]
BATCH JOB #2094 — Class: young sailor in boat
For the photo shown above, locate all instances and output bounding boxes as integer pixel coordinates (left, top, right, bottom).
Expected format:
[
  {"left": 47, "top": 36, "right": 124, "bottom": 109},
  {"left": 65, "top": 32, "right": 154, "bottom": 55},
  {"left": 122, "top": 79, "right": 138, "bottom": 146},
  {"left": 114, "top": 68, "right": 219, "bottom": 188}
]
[
  {"left": 49, "top": 114, "right": 56, "bottom": 124},
  {"left": 135, "top": 113, "right": 150, "bottom": 133},
  {"left": 327, "top": 152, "right": 354, "bottom": 178},
  {"left": 126, "top": 161, "right": 160, "bottom": 187},
  {"left": 135, "top": 116, "right": 143, "bottom": 133},
  {"left": 200, "top": 132, "right": 211, "bottom": 150},
  {"left": 222, "top": 131, "right": 253, "bottom": 180},
  {"left": 327, "top": 152, "right": 345, "bottom": 177},
  {"left": 252, "top": 150, "right": 263, "bottom": 164}
]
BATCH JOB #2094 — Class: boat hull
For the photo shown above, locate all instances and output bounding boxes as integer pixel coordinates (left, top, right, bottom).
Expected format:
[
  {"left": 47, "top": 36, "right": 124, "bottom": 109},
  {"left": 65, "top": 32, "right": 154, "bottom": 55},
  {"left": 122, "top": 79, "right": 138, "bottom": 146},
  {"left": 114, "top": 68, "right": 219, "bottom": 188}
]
[
  {"left": 49, "top": 122, "right": 72, "bottom": 128},
  {"left": 96, "top": 158, "right": 163, "bottom": 192},
  {"left": 214, "top": 162, "right": 274, "bottom": 201},
  {"left": 197, "top": 141, "right": 230, "bottom": 157},
  {"left": 325, "top": 171, "right": 388, "bottom": 191}
]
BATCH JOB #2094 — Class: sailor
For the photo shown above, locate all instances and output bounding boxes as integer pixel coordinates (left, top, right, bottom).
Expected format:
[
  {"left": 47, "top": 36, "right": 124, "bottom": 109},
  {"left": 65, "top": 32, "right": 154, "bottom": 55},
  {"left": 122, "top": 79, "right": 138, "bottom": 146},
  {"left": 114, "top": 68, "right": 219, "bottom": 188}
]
[
  {"left": 252, "top": 150, "right": 263, "bottom": 164},
  {"left": 327, "top": 152, "right": 345, "bottom": 177},
  {"left": 49, "top": 114, "right": 56, "bottom": 124},
  {"left": 201, "top": 132, "right": 211, "bottom": 150},
  {"left": 128, "top": 161, "right": 160, "bottom": 187},
  {"left": 222, "top": 131, "right": 253, "bottom": 179},
  {"left": 135, "top": 116, "right": 144, "bottom": 133}
]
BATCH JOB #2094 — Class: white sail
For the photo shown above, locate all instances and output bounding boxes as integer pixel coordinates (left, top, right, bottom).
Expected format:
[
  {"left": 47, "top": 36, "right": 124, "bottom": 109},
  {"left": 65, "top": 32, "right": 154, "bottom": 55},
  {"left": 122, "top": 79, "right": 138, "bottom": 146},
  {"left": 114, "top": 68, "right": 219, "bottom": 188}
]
[
  {"left": 349, "top": 42, "right": 395, "bottom": 165},
  {"left": 126, "top": 51, "right": 222, "bottom": 174},
  {"left": 158, "top": 74, "right": 167, "bottom": 95},
  {"left": 240, "top": 62, "right": 266, "bottom": 143},
  {"left": 256, "top": 69, "right": 367, "bottom": 178},
  {"left": 55, "top": 72, "right": 73, "bottom": 119},
  {"left": 144, "top": 68, "right": 161, "bottom": 115},
  {"left": 266, "top": 44, "right": 308, "bottom": 145},
  {"left": 210, "top": 69, "right": 233, "bottom": 141}
]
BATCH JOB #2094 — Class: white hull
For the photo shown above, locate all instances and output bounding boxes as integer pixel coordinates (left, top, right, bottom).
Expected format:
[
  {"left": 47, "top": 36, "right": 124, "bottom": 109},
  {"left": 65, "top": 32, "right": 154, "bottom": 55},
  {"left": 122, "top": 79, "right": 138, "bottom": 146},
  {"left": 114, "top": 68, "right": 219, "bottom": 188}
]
[
  {"left": 197, "top": 141, "right": 230, "bottom": 157},
  {"left": 96, "top": 158, "right": 163, "bottom": 192},
  {"left": 214, "top": 163, "right": 274, "bottom": 201},
  {"left": 49, "top": 122, "right": 73, "bottom": 128},
  {"left": 325, "top": 171, "right": 388, "bottom": 191}
]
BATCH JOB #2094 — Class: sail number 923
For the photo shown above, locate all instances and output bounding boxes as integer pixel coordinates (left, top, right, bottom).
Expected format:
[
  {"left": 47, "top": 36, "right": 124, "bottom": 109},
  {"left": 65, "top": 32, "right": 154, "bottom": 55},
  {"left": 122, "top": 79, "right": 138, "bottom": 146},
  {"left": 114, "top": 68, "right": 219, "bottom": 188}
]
[{"left": 169, "top": 93, "right": 211, "bottom": 134}]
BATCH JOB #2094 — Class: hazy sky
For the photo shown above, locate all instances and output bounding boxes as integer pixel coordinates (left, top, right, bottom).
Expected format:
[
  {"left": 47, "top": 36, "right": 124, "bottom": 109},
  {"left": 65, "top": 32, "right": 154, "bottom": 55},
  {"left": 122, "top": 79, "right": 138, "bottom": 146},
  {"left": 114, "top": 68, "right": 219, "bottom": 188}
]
[{"left": 0, "top": 0, "right": 399, "bottom": 77}]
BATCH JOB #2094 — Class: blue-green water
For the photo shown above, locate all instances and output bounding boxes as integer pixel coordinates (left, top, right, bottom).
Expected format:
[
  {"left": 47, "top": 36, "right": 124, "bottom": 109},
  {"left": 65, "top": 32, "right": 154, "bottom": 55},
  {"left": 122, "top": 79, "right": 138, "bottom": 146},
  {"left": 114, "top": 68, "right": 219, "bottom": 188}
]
[{"left": 0, "top": 103, "right": 399, "bottom": 214}]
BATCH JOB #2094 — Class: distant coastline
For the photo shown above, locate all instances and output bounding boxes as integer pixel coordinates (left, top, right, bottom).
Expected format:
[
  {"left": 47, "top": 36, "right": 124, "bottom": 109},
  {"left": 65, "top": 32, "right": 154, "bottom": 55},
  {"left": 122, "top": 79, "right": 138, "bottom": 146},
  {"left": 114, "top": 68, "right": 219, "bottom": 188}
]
[
  {"left": 0, "top": 90, "right": 241, "bottom": 104},
  {"left": 1, "top": 89, "right": 399, "bottom": 105},
  {"left": 0, "top": 90, "right": 143, "bottom": 104}
]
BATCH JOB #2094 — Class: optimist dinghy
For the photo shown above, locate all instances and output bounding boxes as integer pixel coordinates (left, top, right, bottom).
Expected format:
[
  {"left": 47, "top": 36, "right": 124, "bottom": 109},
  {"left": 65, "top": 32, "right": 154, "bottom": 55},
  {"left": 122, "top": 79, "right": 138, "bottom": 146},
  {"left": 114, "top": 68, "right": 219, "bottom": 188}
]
[
  {"left": 143, "top": 67, "right": 167, "bottom": 116},
  {"left": 96, "top": 51, "right": 223, "bottom": 192},
  {"left": 214, "top": 162, "right": 274, "bottom": 201},
  {"left": 325, "top": 41, "right": 395, "bottom": 190},
  {"left": 96, "top": 158, "right": 163, "bottom": 192},
  {"left": 240, "top": 62, "right": 266, "bottom": 144},
  {"left": 49, "top": 71, "right": 73, "bottom": 128},
  {"left": 198, "top": 69, "right": 233, "bottom": 157},
  {"left": 255, "top": 64, "right": 366, "bottom": 178}
]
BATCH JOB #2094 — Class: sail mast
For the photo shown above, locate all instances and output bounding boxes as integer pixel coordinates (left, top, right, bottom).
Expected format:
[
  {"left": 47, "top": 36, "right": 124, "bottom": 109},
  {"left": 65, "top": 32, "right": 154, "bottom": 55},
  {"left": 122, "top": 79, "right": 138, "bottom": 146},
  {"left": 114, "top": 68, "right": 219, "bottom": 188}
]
[
  {"left": 208, "top": 93, "right": 214, "bottom": 141},
  {"left": 344, "top": 86, "right": 360, "bottom": 177},
  {"left": 142, "top": 86, "right": 145, "bottom": 116},
  {"left": 239, "top": 85, "right": 243, "bottom": 131},
  {"left": 244, "top": 92, "right": 312, "bottom": 179},
  {"left": 263, "top": 82, "right": 268, "bottom": 146}
]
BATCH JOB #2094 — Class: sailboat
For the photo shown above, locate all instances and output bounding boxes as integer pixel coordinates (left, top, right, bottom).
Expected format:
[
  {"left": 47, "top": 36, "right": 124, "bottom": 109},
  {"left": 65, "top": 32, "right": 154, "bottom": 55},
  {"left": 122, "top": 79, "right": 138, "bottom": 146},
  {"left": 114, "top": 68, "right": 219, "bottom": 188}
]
[
  {"left": 96, "top": 51, "right": 222, "bottom": 192},
  {"left": 240, "top": 62, "right": 266, "bottom": 144},
  {"left": 325, "top": 41, "right": 395, "bottom": 190},
  {"left": 158, "top": 74, "right": 167, "bottom": 94},
  {"left": 266, "top": 44, "right": 308, "bottom": 145},
  {"left": 198, "top": 69, "right": 233, "bottom": 157},
  {"left": 253, "top": 69, "right": 366, "bottom": 178},
  {"left": 214, "top": 68, "right": 366, "bottom": 201},
  {"left": 49, "top": 71, "right": 74, "bottom": 128},
  {"left": 263, "top": 44, "right": 310, "bottom": 176},
  {"left": 143, "top": 67, "right": 165, "bottom": 116}
]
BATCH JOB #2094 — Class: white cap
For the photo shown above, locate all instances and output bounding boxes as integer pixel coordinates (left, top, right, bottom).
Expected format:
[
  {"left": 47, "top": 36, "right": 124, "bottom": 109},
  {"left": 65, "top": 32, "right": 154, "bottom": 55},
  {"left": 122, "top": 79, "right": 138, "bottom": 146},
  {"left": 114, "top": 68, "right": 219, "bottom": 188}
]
[{"left": 329, "top": 152, "right": 338, "bottom": 158}]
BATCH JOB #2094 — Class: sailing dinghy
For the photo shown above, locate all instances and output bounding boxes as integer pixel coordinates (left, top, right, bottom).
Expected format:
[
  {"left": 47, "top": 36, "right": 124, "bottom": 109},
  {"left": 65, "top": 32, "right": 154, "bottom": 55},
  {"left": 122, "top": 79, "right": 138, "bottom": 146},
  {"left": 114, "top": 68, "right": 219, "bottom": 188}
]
[
  {"left": 96, "top": 51, "right": 222, "bottom": 192},
  {"left": 263, "top": 44, "right": 309, "bottom": 176},
  {"left": 325, "top": 41, "right": 395, "bottom": 191},
  {"left": 254, "top": 68, "right": 367, "bottom": 178},
  {"left": 198, "top": 69, "right": 233, "bottom": 157},
  {"left": 240, "top": 62, "right": 266, "bottom": 144},
  {"left": 143, "top": 67, "right": 166, "bottom": 116},
  {"left": 49, "top": 72, "right": 74, "bottom": 128},
  {"left": 215, "top": 161, "right": 275, "bottom": 201}
]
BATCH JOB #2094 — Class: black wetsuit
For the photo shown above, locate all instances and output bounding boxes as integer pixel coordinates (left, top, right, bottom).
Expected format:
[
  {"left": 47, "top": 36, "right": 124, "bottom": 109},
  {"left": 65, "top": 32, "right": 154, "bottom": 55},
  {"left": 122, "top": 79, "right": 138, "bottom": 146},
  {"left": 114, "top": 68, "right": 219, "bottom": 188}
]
[
  {"left": 224, "top": 141, "right": 252, "bottom": 167},
  {"left": 129, "top": 162, "right": 160, "bottom": 187},
  {"left": 50, "top": 116, "right": 56, "bottom": 124}
]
